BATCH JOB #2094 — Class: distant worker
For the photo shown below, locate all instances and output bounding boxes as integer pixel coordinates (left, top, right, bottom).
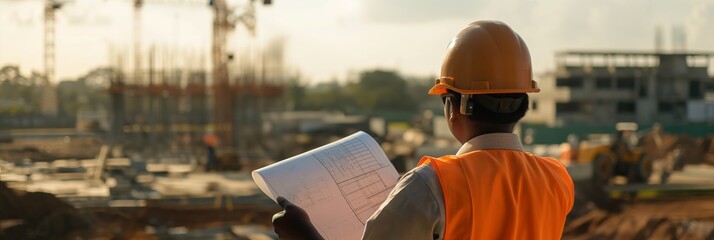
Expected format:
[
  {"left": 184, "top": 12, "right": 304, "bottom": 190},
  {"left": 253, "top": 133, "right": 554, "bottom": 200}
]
[
  {"left": 612, "top": 122, "right": 638, "bottom": 157},
  {"left": 272, "top": 20, "right": 575, "bottom": 239},
  {"left": 203, "top": 133, "right": 218, "bottom": 171}
]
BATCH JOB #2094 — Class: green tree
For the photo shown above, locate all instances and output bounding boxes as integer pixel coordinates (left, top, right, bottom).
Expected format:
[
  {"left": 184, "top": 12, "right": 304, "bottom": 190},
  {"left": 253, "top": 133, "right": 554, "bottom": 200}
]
[
  {"left": 346, "top": 70, "right": 415, "bottom": 112},
  {"left": 302, "top": 80, "right": 351, "bottom": 111},
  {"left": 0, "top": 66, "right": 43, "bottom": 115},
  {"left": 282, "top": 75, "right": 307, "bottom": 111},
  {"left": 56, "top": 68, "right": 114, "bottom": 117}
]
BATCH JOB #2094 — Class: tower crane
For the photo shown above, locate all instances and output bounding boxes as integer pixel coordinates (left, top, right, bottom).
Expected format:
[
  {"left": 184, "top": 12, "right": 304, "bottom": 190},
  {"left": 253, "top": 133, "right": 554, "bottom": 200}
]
[
  {"left": 134, "top": 0, "right": 143, "bottom": 87},
  {"left": 210, "top": 0, "right": 267, "bottom": 147},
  {"left": 41, "top": 0, "right": 63, "bottom": 116}
]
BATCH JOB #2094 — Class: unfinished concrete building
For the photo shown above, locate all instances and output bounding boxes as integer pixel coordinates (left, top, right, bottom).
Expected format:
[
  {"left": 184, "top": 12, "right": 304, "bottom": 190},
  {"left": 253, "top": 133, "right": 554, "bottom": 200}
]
[{"left": 524, "top": 51, "right": 714, "bottom": 126}]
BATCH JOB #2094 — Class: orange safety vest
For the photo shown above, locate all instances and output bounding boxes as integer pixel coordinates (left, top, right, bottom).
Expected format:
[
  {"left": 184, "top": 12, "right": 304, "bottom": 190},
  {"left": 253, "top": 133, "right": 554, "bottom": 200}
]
[{"left": 418, "top": 150, "right": 574, "bottom": 240}]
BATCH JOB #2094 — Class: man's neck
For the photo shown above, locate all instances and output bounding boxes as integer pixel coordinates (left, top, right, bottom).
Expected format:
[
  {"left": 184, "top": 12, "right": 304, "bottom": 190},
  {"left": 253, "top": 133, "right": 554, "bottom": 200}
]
[{"left": 461, "top": 122, "right": 515, "bottom": 143}]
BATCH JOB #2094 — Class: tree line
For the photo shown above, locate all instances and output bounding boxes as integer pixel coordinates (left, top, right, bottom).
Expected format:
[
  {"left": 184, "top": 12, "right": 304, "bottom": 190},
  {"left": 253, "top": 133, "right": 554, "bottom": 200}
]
[{"left": 0, "top": 65, "right": 438, "bottom": 119}]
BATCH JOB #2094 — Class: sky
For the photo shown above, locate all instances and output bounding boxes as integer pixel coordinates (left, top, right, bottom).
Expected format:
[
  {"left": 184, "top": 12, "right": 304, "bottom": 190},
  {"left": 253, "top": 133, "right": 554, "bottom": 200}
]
[{"left": 1, "top": 0, "right": 713, "bottom": 84}]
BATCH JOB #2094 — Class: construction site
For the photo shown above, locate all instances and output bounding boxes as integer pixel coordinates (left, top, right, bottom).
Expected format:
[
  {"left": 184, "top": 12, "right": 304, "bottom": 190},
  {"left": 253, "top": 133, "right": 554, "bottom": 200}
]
[{"left": 2, "top": 1, "right": 714, "bottom": 239}]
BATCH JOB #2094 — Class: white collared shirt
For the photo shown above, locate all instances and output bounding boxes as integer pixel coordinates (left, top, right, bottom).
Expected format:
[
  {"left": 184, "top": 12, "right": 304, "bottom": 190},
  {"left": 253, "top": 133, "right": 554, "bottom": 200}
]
[
  {"left": 456, "top": 133, "right": 525, "bottom": 155},
  {"left": 362, "top": 133, "right": 525, "bottom": 240}
]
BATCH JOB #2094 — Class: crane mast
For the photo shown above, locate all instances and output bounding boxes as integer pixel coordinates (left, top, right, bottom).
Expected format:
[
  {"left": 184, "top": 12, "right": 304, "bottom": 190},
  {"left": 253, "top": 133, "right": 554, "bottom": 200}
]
[
  {"left": 212, "top": 0, "right": 235, "bottom": 147},
  {"left": 42, "top": 0, "right": 59, "bottom": 116}
]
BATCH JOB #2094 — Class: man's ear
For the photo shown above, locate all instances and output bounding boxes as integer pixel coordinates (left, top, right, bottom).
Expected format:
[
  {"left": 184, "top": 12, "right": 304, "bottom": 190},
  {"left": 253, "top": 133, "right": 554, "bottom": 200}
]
[{"left": 448, "top": 100, "right": 459, "bottom": 124}]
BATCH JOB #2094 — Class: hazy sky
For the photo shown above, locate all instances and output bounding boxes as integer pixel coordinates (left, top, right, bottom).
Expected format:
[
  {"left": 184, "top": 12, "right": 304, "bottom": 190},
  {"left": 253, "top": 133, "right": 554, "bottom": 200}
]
[{"left": 1, "top": 0, "right": 713, "bottom": 83}]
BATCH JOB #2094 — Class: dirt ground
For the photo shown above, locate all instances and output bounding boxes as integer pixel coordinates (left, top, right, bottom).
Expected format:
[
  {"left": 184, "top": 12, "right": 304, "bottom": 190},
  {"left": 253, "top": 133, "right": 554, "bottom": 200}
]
[
  {"left": 63, "top": 205, "right": 280, "bottom": 239},
  {"left": 4, "top": 177, "right": 714, "bottom": 239},
  {"left": 564, "top": 178, "right": 714, "bottom": 240},
  {"left": 0, "top": 180, "right": 279, "bottom": 239}
]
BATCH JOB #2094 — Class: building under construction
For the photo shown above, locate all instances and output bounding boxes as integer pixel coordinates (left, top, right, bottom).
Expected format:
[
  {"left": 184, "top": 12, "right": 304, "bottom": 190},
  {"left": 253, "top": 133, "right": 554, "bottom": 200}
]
[
  {"left": 524, "top": 51, "right": 714, "bottom": 126},
  {"left": 103, "top": 0, "right": 283, "bottom": 161}
]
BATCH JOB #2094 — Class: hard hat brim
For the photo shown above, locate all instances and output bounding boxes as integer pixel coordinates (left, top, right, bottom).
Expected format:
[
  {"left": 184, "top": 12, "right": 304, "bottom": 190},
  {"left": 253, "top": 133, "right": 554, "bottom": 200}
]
[{"left": 428, "top": 83, "right": 540, "bottom": 95}]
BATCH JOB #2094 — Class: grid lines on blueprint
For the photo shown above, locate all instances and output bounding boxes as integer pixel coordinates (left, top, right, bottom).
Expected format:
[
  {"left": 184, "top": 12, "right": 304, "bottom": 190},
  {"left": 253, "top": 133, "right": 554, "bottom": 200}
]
[{"left": 313, "top": 137, "right": 393, "bottom": 223}]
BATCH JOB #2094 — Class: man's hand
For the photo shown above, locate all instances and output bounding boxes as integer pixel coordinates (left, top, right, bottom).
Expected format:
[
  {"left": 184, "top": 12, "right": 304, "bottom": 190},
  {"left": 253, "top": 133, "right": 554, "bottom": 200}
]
[{"left": 272, "top": 196, "right": 325, "bottom": 240}]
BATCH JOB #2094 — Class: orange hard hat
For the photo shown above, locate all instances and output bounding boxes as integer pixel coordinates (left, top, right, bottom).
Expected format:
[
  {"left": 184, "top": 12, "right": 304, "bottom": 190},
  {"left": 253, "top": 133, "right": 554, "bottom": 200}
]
[
  {"left": 203, "top": 133, "right": 218, "bottom": 147},
  {"left": 428, "top": 20, "right": 540, "bottom": 95}
]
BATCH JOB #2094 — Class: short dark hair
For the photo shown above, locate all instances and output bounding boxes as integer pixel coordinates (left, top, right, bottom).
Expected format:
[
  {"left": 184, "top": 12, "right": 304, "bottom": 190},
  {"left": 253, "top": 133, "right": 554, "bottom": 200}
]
[{"left": 445, "top": 90, "right": 529, "bottom": 124}]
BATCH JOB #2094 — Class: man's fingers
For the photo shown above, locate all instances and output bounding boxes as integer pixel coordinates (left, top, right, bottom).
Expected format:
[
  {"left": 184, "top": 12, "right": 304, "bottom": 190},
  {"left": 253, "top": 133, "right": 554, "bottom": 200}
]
[
  {"left": 276, "top": 196, "right": 309, "bottom": 218},
  {"left": 277, "top": 196, "right": 291, "bottom": 209},
  {"left": 272, "top": 198, "right": 322, "bottom": 240}
]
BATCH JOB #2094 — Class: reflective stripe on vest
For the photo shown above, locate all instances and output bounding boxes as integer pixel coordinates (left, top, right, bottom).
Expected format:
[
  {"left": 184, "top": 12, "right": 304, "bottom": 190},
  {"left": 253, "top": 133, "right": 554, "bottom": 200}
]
[{"left": 418, "top": 150, "right": 574, "bottom": 240}]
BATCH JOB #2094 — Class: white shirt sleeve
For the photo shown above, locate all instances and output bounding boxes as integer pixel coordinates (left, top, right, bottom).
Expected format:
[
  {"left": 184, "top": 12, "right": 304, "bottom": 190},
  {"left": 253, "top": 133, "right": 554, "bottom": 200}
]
[{"left": 361, "top": 164, "right": 445, "bottom": 240}]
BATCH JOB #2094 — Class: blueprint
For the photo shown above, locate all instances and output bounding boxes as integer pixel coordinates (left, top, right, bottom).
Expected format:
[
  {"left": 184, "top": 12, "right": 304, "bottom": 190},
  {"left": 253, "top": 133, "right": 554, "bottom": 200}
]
[{"left": 252, "top": 131, "right": 399, "bottom": 240}]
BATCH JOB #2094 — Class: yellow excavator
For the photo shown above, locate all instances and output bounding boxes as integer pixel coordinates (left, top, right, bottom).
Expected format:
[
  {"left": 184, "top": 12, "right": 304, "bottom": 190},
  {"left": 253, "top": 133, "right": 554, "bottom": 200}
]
[{"left": 575, "top": 122, "right": 652, "bottom": 185}]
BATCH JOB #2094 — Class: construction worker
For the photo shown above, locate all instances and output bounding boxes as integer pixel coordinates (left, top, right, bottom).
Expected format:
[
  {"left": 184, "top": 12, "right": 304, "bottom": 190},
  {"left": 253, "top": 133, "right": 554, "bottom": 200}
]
[
  {"left": 203, "top": 133, "right": 218, "bottom": 171},
  {"left": 272, "top": 20, "right": 575, "bottom": 239}
]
